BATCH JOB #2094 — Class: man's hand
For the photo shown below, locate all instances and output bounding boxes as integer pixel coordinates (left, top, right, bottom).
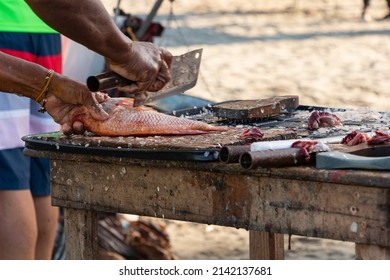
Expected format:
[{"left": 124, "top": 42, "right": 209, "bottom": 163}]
[
  {"left": 106, "top": 41, "right": 173, "bottom": 94},
  {"left": 45, "top": 74, "right": 109, "bottom": 135}
]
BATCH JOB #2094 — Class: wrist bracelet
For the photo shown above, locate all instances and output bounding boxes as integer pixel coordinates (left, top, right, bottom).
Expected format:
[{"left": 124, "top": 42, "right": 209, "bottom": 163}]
[{"left": 35, "top": 69, "right": 54, "bottom": 113}]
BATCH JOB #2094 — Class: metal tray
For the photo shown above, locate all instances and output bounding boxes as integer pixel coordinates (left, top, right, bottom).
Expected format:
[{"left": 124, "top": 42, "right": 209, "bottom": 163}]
[
  {"left": 22, "top": 133, "right": 220, "bottom": 162},
  {"left": 22, "top": 103, "right": 389, "bottom": 162}
]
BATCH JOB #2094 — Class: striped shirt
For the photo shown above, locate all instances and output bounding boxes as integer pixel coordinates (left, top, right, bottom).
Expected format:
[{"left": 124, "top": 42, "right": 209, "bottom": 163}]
[{"left": 0, "top": 1, "right": 61, "bottom": 150}]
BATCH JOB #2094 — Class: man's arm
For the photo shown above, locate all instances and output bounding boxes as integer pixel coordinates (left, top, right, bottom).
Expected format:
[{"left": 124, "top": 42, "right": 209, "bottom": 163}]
[
  {"left": 25, "top": 0, "right": 130, "bottom": 62},
  {"left": 0, "top": 51, "right": 108, "bottom": 134},
  {"left": 0, "top": 51, "right": 47, "bottom": 99},
  {"left": 25, "top": 0, "right": 172, "bottom": 93}
]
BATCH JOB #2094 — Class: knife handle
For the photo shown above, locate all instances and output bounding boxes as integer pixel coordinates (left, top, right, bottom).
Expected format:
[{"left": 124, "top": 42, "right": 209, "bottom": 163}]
[
  {"left": 86, "top": 71, "right": 134, "bottom": 92},
  {"left": 219, "top": 145, "right": 251, "bottom": 163},
  {"left": 316, "top": 151, "right": 390, "bottom": 170},
  {"left": 240, "top": 148, "right": 307, "bottom": 170}
]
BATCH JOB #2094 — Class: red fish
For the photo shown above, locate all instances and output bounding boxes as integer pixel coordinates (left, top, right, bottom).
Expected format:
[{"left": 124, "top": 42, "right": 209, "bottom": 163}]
[{"left": 70, "top": 98, "right": 228, "bottom": 136}]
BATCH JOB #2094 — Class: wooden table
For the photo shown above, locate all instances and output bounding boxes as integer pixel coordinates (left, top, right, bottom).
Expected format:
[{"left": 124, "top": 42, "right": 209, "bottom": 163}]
[{"left": 24, "top": 148, "right": 390, "bottom": 260}]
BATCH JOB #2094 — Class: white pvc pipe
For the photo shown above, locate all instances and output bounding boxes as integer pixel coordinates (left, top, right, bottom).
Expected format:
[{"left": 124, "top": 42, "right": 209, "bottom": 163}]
[{"left": 250, "top": 136, "right": 344, "bottom": 152}]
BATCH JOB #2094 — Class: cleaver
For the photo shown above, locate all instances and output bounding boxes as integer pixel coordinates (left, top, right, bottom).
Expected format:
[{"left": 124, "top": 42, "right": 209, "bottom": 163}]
[{"left": 86, "top": 49, "right": 202, "bottom": 107}]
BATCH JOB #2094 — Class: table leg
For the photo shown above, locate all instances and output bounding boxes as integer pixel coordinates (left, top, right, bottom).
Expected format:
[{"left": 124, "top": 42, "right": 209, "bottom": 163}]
[
  {"left": 355, "top": 243, "right": 390, "bottom": 259},
  {"left": 63, "top": 208, "right": 98, "bottom": 259},
  {"left": 249, "top": 231, "right": 285, "bottom": 259}
]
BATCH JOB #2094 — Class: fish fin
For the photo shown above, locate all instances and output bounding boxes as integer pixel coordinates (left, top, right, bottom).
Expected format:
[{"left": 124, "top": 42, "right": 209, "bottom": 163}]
[{"left": 116, "top": 98, "right": 157, "bottom": 112}]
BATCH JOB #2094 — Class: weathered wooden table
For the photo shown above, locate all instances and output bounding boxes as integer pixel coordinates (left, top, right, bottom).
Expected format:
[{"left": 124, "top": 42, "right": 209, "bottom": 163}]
[{"left": 24, "top": 148, "right": 390, "bottom": 260}]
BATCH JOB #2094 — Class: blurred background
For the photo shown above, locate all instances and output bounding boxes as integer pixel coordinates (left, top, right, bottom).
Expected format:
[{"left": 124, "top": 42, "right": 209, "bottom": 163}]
[{"left": 97, "top": 0, "right": 390, "bottom": 112}]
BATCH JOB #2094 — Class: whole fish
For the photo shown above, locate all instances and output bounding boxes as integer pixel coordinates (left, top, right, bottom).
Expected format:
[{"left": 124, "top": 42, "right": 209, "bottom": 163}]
[{"left": 70, "top": 98, "right": 228, "bottom": 136}]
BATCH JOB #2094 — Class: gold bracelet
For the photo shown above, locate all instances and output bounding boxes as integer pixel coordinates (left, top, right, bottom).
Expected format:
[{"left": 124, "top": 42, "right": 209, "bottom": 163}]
[{"left": 35, "top": 69, "right": 54, "bottom": 113}]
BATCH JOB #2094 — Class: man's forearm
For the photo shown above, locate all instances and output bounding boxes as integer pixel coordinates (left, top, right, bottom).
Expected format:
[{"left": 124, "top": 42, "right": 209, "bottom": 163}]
[
  {"left": 0, "top": 52, "right": 48, "bottom": 100},
  {"left": 25, "top": 0, "right": 132, "bottom": 62}
]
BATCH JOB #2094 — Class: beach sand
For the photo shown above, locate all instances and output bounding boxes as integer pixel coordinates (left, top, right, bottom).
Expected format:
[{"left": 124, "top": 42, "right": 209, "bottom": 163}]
[{"left": 101, "top": 0, "right": 389, "bottom": 260}]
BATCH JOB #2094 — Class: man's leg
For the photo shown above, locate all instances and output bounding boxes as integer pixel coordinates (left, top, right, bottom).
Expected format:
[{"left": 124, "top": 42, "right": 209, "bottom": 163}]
[
  {"left": 384, "top": 0, "right": 390, "bottom": 19},
  {"left": 33, "top": 195, "right": 59, "bottom": 259},
  {"left": 362, "top": 0, "right": 372, "bottom": 21},
  {"left": 30, "top": 156, "right": 58, "bottom": 260},
  {"left": 0, "top": 190, "right": 37, "bottom": 259}
]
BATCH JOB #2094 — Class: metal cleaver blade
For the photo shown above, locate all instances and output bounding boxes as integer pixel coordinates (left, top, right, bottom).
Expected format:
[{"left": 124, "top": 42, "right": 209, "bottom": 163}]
[{"left": 86, "top": 49, "right": 203, "bottom": 107}]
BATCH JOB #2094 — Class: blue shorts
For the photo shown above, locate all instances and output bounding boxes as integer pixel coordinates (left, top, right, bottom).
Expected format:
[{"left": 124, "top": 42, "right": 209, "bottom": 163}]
[{"left": 0, "top": 148, "right": 51, "bottom": 196}]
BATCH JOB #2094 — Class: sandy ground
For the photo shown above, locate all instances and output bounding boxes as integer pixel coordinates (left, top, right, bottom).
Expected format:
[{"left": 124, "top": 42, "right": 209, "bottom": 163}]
[{"left": 100, "top": 0, "right": 389, "bottom": 260}]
